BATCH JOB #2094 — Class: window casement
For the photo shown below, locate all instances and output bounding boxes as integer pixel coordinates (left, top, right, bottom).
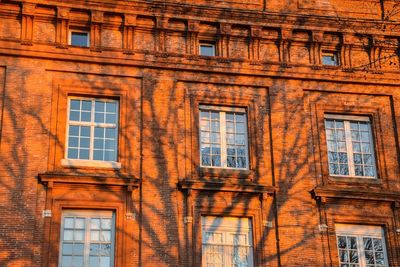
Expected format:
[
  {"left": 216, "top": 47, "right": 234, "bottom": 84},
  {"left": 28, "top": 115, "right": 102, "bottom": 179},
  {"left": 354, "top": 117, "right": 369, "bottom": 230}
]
[
  {"left": 64, "top": 97, "right": 119, "bottom": 164},
  {"left": 59, "top": 210, "right": 115, "bottom": 267},
  {"left": 202, "top": 216, "right": 254, "bottom": 267},
  {"left": 199, "top": 105, "right": 249, "bottom": 170},
  {"left": 324, "top": 114, "right": 376, "bottom": 178},
  {"left": 199, "top": 42, "right": 216, "bottom": 56},
  {"left": 335, "top": 224, "right": 388, "bottom": 267},
  {"left": 322, "top": 50, "right": 340, "bottom": 66},
  {"left": 69, "top": 29, "right": 90, "bottom": 47}
]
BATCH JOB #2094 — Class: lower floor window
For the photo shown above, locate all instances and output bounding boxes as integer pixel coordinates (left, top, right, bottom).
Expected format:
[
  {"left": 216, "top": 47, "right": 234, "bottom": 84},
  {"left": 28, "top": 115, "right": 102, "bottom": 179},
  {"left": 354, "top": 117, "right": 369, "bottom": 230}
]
[
  {"left": 335, "top": 224, "right": 388, "bottom": 267},
  {"left": 202, "top": 216, "right": 254, "bottom": 267},
  {"left": 60, "top": 210, "right": 115, "bottom": 267}
]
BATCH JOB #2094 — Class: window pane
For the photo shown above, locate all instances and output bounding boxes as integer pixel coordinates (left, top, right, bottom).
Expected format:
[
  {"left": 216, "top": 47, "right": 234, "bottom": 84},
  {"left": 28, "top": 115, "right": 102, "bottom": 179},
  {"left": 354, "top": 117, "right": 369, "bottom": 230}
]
[{"left": 71, "top": 32, "right": 89, "bottom": 47}]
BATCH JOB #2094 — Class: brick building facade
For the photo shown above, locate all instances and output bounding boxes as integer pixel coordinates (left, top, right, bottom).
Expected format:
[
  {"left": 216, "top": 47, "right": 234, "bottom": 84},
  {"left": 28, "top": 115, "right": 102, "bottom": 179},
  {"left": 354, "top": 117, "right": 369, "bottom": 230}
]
[{"left": 1, "top": 0, "right": 400, "bottom": 266}]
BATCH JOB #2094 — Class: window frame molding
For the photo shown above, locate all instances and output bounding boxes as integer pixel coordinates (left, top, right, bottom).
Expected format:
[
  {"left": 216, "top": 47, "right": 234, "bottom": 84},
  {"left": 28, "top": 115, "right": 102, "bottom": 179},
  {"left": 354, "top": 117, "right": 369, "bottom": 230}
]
[
  {"left": 180, "top": 82, "right": 271, "bottom": 182},
  {"left": 48, "top": 77, "right": 141, "bottom": 175},
  {"left": 313, "top": 104, "right": 385, "bottom": 186},
  {"left": 324, "top": 114, "right": 377, "bottom": 179}
]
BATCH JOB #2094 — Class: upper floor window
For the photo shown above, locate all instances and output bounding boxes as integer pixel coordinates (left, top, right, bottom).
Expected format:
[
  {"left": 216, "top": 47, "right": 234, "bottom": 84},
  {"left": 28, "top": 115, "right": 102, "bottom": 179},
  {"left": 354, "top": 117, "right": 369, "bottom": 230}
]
[
  {"left": 322, "top": 50, "right": 339, "bottom": 66},
  {"left": 69, "top": 30, "right": 90, "bottom": 47},
  {"left": 324, "top": 114, "right": 376, "bottom": 178},
  {"left": 66, "top": 98, "right": 118, "bottom": 162},
  {"left": 199, "top": 42, "right": 216, "bottom": 56},
  {"left": 335, "top": 224, "right": 388, "bottom": 267},
  {"left": 199, "top": 105, "right": 248, "bottom": 169},
  {"left": 202, "top": 216, "right": 254, "bottom": 267},
  {"left": 60, "top": 210, "right": 115, "bottom": 267}
]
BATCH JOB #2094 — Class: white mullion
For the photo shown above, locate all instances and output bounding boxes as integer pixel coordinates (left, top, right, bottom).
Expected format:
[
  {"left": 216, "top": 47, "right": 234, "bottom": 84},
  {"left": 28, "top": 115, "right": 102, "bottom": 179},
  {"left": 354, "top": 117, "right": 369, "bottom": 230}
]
[
  {"left": 368, "top": 124, "right": 377, "bottom": 178},
  {"left": 220, "top": 112, "right": 227, "bottom": 168},
  {"left": 84, "top": 217, "right": 91, "bottom": 267},
  {"left": 244, "top": 115, "right": 249, "bottom": 169},
  {"left": 357, "top": 235, "right": 366, "bottom": 267},
  {"left": 344, "top": 121, "right": 355, "bottom": 176},
  {"left": 89, "top": 100, "right": 95, "bottom": 160}
]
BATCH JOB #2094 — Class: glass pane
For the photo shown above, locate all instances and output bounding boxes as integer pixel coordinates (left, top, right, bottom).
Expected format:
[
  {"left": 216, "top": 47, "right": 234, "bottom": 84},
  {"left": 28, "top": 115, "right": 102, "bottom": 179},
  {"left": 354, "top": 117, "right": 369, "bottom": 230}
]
[
  {"left": 93, "top": 150, "right": 104, "bottom": 161},
  {"left": 328, "top": 152, "right": 338, "bottom": 163},
  {"left": 349, "top": 251, "right": 359, "bottom": 263},
  {"left": 101, "top": 231, "right": 111, "bottom": 242},
  {"left": 200, "top": 44, "right": 215, "bottom": 56},
  {"left": 79, "top": 149, "right": 89, "bottom": 160},
  {"left": 104, "top": 151, "right": 116, "bottom": 161},
  {"left": 106, "top": 114, "right": 116, "bottom": 124},
  {"left": 69, "top": 126, "right": 79, "bottom": 136},
  {"left": 338, "top": 153, "right": 348, "bottom": 163},
  {"left": 95, "top": 128, "right": 105, "bottom": 138},
  {"left": 354, "top": 154, "right": 362, "bottom": 164},
  {"left": 365, "top": 251, "right": 375, "bottom": 264},
  {"left": 201, "top": 154, "right": 211, "bottom": 166},
  {"left": 237, "top": 157, "right": 246, "bottom": 168},
  {"left": 62, "top": 243, "right": 73, "bottom": 255},
  {"left": 348, "top": 237, "right": 357, "bottom": 249},
  {"left": 106, "top": 102, "right": 117, "bottom": 113},
  {"left": 70, "top": 111, "right": 80, "bottom": 121},
  {"left": 375, "top": 252, "right": 384, "bottom": 264},
  {"left": 100, "top": 256, "right": 111, "bottom": 267},
  {"left": 75, "top": 218, "right": 85, "bottom": 229},
  {"left": 337, "top": 236, "right": 347, "bottom": 249},
  {"left": 80, "top": 138, "right": 90, "bottom": 149},
  {"left": 70, "top": 100, "right": 80, "bottom": 110},
  {"left": 71, "top": 32, "right": 89, "bottom": 47},
  {"left": 101, "top": 219, "right": 112, "bottom": 229},
  {"left": 72, "top": 256, "right": 84, "bottom": 267},
  {"left": 91, "top": 219, "right": 101, "bottom": 229},
  {"left": 61, "top": 256, "right": 72, "bottom": 267},
  {"left": 81, "top": 111, "right": 91, "bottom": 122},
  {"left": 90, "top": 244, "right": 100, "bottom": 255},
  {"left": 364, "top": 238, "right": 372, "bottom": 250},
  {"left": 81, "top": 100, "right": 91, "bottom": 111},
  {"left": 68, "top": 148, "right": 79, "bottom": 159},
  {"left": 227, "top": 156, "right": 236, "bottom": 168},
  {"left": 64, "top": 218, "right": 74, "bottom": 228},
  {"left": 81, "top": 126, "right": 90, "bottom": 137},
  {"left": 69, "top": 137, "right": 79, "bottom": 148},
  {"left": 95, "top": 113, "right": 105, "bottom": 123},
  {"left": 373, "top": 239, "right": 383, "bottom": 251},
  {"left": 340, "top": 250, "right": 349, "bottom": 262},
  {"left": 236, "top": 123, "right": 245, "bottom": 133},
  {"left": 73, "top": 243, "right": 84, "bottom": 255},
  {"left": 91, "top": 230, "right": 100, "bottom": 241},
  {"left": 329, "top": 164, "right": 339, "bottom": 175},
  {"left": 63, "top": 230, "right": 74, "bottom": 241},
  {"left": 212, "top": 155, "right": 221, "bottom": 166},
  {"left": 74, "top": 230, "right": 84, "bottom": 241},
  {"left": 105, "top": 128, "right": 116, "bottom": 139},
  {"left": 95, "top": 101, "right": 105, "bottom": 112}
]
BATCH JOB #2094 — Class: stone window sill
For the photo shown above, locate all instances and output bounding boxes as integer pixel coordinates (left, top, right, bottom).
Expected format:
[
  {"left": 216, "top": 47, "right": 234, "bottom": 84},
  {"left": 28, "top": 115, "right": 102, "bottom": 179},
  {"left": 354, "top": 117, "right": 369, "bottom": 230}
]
[{"left": 61, "top": 159, "right": 121, "bottom": 170}]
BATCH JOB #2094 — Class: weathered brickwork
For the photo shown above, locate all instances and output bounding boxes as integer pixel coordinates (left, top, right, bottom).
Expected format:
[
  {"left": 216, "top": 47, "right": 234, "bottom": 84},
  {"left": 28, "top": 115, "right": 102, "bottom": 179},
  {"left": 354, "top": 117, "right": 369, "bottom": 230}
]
[{"left": 0, "top": 0, "right": 400, "bottom": 266}]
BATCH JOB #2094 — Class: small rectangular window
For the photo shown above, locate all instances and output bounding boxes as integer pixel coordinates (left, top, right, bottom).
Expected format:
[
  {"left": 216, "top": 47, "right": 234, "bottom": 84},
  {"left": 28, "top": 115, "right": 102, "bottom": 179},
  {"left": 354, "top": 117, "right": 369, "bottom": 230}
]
[
  {"left": 335, "top": 224, "right": 388, "bottom": 267},
  {"left": 199, "top": 42, "right": 216, "bottom": 56},
  {"left": 322, "top": 50, "right": 339, "bottom": 66},
  {"left": 69, "top": 30, "right": 90, "bottom": 47},
  {"left": 66, "top": 98, "right": 119, "bottom": 162},
  {"left": 60, "top": 210, "right": 115, "bottom": 267},
  {"left": 199, "top": 105, "right": 248, "bottom": 169},
  {"left": 324, "top": 114, "right": 376, "bottom": 178},
  {"left": 202, "top": 216, "right": 254, "bottom": 267}
]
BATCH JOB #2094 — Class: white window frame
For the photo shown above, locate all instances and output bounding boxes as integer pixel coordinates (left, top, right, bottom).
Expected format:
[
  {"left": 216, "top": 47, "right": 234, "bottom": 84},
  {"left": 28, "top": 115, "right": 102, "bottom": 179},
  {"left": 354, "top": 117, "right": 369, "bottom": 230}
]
[
  {"left": 324, "top": 114, "right": 376, "bottom": 178},
  {"left": 199, "top": 42, "right": 216, "bottom": 56},
  {"left": 69, "top": 29, "right": 90, "bottom": 47},
  {"left": 62, "top": 97, "right": 121, "bottom": 169},
  {"left": 59, "top": 210, "right": 115, "bottom": 267},
  {"left": 201, "top": 216, "right": 254, "bottom": 267},
  {"left": 199, "top": 105, "right": 249, "bottom": 170},
  {"left": 335, "top": 224, "right": 389, "bottom": 267}
]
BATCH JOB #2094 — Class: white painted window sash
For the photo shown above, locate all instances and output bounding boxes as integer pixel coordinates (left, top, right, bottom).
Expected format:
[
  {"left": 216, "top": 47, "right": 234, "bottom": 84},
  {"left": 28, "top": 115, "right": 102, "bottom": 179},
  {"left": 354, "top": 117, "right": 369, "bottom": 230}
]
[{"left": 65, "top": 97, "right": 119, "bottom": 162}]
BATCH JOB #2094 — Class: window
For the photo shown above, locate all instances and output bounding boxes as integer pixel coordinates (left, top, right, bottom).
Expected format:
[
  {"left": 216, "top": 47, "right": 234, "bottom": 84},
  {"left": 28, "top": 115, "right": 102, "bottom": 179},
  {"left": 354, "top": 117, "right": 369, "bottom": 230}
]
[
  {"left": 66, "top": 98, "right": 119, "bottom": 162},
  {"left": 199, "top": 105, "right": 248, "bottom": 169},
  {"left": 335, "top": 224, "right": 388, "bottom": 267},
  {"left": 322, "top": 50, "right": 339, "bottom": 66},
  {"left": 199, "top": 42, "right": 216, "bottom": 56},
  {"left": 324, "top": 115, "right": 376, "bottom": 178},
  {"left": 69, "top": 30, "right": 90, "bottom": 47},
  {"left": 59, "top": 210, "right": 115, "bottom": 267},
  {"left": 202, "top": 216, "right": 254, "bottom": 267}
]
